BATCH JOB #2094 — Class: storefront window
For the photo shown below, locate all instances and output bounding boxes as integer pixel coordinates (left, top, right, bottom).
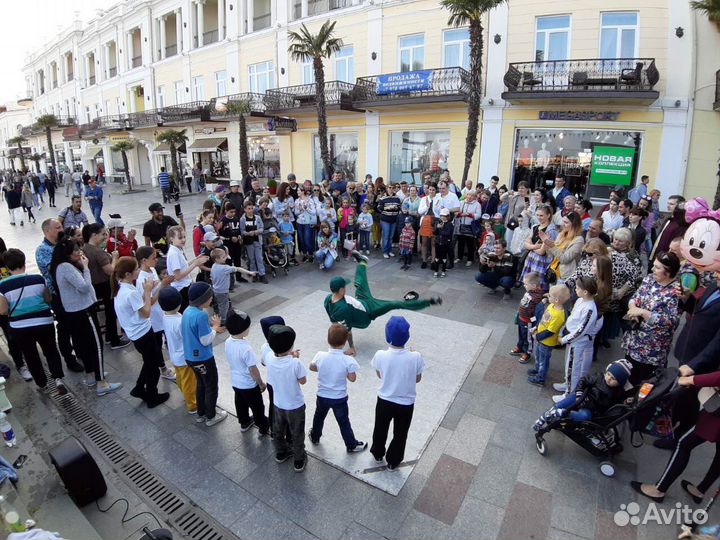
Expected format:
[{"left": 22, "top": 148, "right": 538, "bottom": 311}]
[
  {"left": 389, "top": 130, "right": 450, "bottom": 184},
  {"left": 191, "top": 151, "right": 230, "bottom": 178},
  {"left": 511, "top": 128, "right": 642, "bottom": 199},
  {"left": 313, "top": 132, "right": 358, "bottom": 183},
  {"left": 249, "top": 135, "right": 280, "bottom": 181}
]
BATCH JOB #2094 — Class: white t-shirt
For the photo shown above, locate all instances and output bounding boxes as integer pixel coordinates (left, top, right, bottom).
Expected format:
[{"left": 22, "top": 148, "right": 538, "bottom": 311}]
[
  {"left": 136, "top": 268, "right": 163, "bottom": 332},
  {"left": 437, "top": 191, "right": 461, "bottom": 214},
  {"left": 166, "top": 244, "right": 191, "bottom": 290},
  {"left": 311, "top": 348, "right": 359, "bottom": 400},
  {"left": 162, "top": 312, "right": 186, "bottom": 367},
  {"left": 114, "top": 282, "right": 151, "bottom": 341},
  {"left": 371, "top": 348, "right": 424, "bottom": 406},
  {"left": 225, "top": 337, "right": 259, "bottom": 390},
  {"left": 266, "top": 354, "right": 308, "bottom": 410}
]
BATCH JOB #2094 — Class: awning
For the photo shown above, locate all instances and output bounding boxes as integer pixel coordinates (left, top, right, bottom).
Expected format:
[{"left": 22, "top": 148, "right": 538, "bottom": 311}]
[
  {"left": 153, "top": 142, "right": 186, "bottom": 156},
  {"left": 187, "top": 137, "right": 228, "bottom": 153},
  {"left": 81, "top": 146, "right": 103, "bottom": 161}
]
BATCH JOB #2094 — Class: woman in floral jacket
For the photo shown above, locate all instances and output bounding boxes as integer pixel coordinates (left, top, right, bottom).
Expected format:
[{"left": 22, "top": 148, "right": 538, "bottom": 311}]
[{"left": 621, "top": 252, "right": 681, "bottom": 385}]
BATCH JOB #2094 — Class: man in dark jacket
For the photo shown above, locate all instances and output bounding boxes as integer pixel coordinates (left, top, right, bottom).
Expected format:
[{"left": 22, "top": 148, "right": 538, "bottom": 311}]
[
  {"left": 474, "top": 240, "right": 516, "bottom": 297},
  {"left": 650, "top": 196, "right": 687, "bottom": 261},
  {"left": 5, "top": 183, "right": 23, "bottom": 226},
  {"left": 224, "top": 180, "right": 244, "bottom": 210}
]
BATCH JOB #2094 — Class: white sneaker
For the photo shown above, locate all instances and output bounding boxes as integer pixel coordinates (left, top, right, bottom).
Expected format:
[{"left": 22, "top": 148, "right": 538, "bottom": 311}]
[
  {"left": 388, "top": 252, "right": 395, "bottom": 257},
  {"left": 383, "top": 254, "right": 390, "bottom": 259},
  {"left": 160, "top": 367, "right": 176, "bottom": 381},
  {"left": 454, "top": 258, "right": 461, "bottom": 263},
  {"left": 85, "top": 374, "right": 97, "bottom": 387},
  {"left": 552, "top": 394, "right": 566, "bottom": 404},
  {"left": 433, "top": 272, "right": 438, "bottom": 278},
  {"left": 96, "top": 382, "right": 123, "bottom": 396},
  {"left": 18, "top": 366, "right": 32, "bottom": 382},
  {"left": 206, "top": 409, "right": 228, "bottom": 427},
  {"left": 552, "top": 382, "right": 568, "bottom": 393},
  {"left": 465, "top": 261, "right": 472, "bottom": 267},
  {"left": 195, "top": 415, "right": 207, "bottom": 423}
]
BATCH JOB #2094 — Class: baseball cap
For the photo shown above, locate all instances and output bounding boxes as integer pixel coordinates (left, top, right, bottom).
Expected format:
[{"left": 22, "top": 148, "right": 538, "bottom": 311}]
[
  {"left": 148, "top": 202, "right": 164, "bottom": 212},
  {"left": 481, "top": 213, "right": 491, "bottom": 221},
  {"left": 229, "top": 180, "right": 240, "bottom": 187},
  {"left": 404, "top": 217, "right": 413, "bottom": 224},
  {"left": 203, "top": 231, "right": 219, "bottom": 242},
  {"left": 106, "top": 217, "right": 126, "bottom": 229},
  {"left": 329, "top": 276, "right": 351, "bottom": 293},
  {"left": 440, "top": 208, "right": 450, "bottom": 216}
]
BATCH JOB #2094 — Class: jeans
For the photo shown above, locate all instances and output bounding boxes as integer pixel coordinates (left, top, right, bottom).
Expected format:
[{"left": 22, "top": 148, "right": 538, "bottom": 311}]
[
  {"left": 273, "top": 405, "right": 306, "bottom": 461},
  {"left": 534, "top": 342, "right": 553, "bottom": 382},
  {"left": 310, "top": 396, "right": 360, "bottom": 449},
  {"left": 296, "top": 223, "right": 315, "bottom": 255},
  {"left": 553, "top": 395, "right": 592, "bottom": 421},
  {"left": 517, "top": 320, "right": 530, "bottom": 354},
  {"left": 380, "top": 221, "right": 396, "bottom": 255},
  {"left": 475, "top": 271, "right": 514, "bottom": 294},
  {"left": 371, "top": 397, "right": 414, "bottom": 467},
  {"left": 187, "top": 357, "right": 219, "bottom": 419},
  {"left": 132, "top": 328, "right": 162, "bottom": 399},
  {"left": 315, "top": 249, "right": 336, "bottom": 269},
  {"left": 13, "top": 324, "right": 63, "bottom": 388},
  {"left": 359, "top": 230, "right": 371, "bottom": 251},
  {"left": 90, "top": 204, "right": 103, "bottom": 225},
  {"left": 233, "top": 386, "right": 269, "bottom": 432},
  {"left": 245, "top": 241, "right": 266, "bottom": 276}
]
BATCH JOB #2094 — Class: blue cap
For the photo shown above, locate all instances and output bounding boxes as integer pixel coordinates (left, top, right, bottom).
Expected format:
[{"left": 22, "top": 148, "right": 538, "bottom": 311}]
[
  {"left": 260, "top": 316, "right": 285, "bottom": 339},
  {"left": 385, "top": 316, "right": 410, "bottom": 347}
]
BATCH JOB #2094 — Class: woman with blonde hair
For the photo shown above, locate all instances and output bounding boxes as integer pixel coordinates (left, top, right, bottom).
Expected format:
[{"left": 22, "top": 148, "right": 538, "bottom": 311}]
[{"left": 541, "top": 212, "right": 584, "bottom": 283}]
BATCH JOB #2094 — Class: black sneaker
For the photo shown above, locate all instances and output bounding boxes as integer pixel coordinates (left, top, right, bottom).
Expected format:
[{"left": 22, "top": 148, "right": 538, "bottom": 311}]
[
  {"left": 65, "top": 357, "right": 84, "bottom": 373},
  {"left": 275, "top": 451, "right": 293, "bottom": 463},
  {"left": 260, "top": 275, "right": 269, "bottom": 284},
  {"left": 386, "top": 463, "right": 398, "bottom": 471},
  {"left": 429, "top": 296, "right": 443, "bottom": 305},
  {"left": 240, "top": 417, "right": 255, "bottom": 433},
  {"left": 109, "top": 337, "right": 132, "bottom": 350},
  {"left": 146, "top": 392, "right": 170, "bottom": 408},
  {"left": 309, "top": 432, "right": 320, "bottom": 445},
  {"left": 347, "top": 441, "right": 367, "bottom": 453},
  {"left": 294, "top": 458, "right": 306, "bottom": 472},
  {"left": 421, "top": 261, "right": 427, "bottom": 269}
]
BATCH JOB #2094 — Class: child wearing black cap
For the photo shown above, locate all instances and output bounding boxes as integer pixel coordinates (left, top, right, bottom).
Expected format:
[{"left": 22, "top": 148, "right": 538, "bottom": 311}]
[
  {"left": 265, "top": 324, "right": 308, "bottom": 472},
  {"left": 225, "top": 310, "right": 269, "bottom": 435},
  {"left": 260, "top": 316, "right": 291, "bottom": 441},
  {"left": 181, "top": 281, "right": 227, "bottom": 426}
]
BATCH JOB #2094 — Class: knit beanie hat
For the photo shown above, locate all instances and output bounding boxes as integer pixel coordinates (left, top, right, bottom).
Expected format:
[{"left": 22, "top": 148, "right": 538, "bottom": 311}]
[
  {"left": 385, "top": 316, "right": 410, "bottom": 347},
  {"left": 158, "top": 287, "right": 182, "bottom": 312},
  {"left": 267, "top": 325, "right": 296, "bottom": 355},
  {"left": 226, "top": 310, "right": 251, "bottom": 336},
  {"left": 606, "top": 359, "right": 633, "bottom": 388},
  {"left": 188, "top": 282, "right": 213, "bottom": 307},
  {"left": 260, "top": 316, "right": 285, "bottom": 339}
]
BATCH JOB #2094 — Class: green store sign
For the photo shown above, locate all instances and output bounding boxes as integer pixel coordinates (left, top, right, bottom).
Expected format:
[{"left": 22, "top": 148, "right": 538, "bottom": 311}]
[{"left": 590, "top": 145, "right": 635, "bottom": 186}]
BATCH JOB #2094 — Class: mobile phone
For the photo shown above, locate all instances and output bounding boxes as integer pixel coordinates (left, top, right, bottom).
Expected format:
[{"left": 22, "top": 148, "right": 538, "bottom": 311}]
[{"left": 174, "top": 203, "right": 182, "bottom": 217}]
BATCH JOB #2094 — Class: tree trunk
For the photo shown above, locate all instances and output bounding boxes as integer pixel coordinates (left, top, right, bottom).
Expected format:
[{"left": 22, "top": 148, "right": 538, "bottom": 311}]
[
  {"left": 462, "top": 19, "right": 483, "bottom": 187},
  {"left": 314, "top": 57, "right": 333, "bottom": 181},
  {"left": 122, "top": 151, "right": 132, "bottom": 191},
  {"left": 169, "top": 143, "right": 178, "bottom": 184},
  {"left": 713, "top": 162, "right": 720, "bottom": 211},
  {"left": 16, "top": 142, "right": 26, "bottom": 172},
  {"left": 239, "top": 114, "right": 249, "bottom": 180},
  {"left": 34, "top": 160, "right": 40, "bottom": 173},
  {"left": 46, "top": 127, "right": 57, "bottom": 175}
]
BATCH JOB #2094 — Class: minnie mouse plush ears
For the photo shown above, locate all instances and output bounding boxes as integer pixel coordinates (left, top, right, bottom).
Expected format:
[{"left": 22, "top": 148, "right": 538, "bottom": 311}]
[{"left": 681, "top": 198, "right": 720, "bottom": 274}]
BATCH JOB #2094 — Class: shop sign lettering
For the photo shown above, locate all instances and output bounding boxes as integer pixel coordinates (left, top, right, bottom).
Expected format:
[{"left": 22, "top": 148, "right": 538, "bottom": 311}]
[
  {"left": 590, "top": 145, "right": 635, "bottom": 186},
  {"left": 539, "top": 111, "right": 620, "bottom": 121},
  {"left": 377, "top": 70, "right": 433, "bottom": 95}
]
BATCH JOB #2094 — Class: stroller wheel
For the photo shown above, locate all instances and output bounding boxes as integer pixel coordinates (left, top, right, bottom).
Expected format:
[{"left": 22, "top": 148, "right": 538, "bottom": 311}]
[
  {"left": 535, "top": 438, "right": 547, "bottom": 456},
  {"left": 599, "top": 461, "right": 615, "bottom": 477}
]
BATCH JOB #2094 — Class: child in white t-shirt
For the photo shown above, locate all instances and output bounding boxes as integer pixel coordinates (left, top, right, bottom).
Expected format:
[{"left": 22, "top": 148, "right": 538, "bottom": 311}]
[
  {"left": 158, "top": 287, "right": 197, "bottom": 414},
  {"left": 224, "top": 310, "right": 269, "bottom": 435},
  {"left": 308, "top": 324, "right": 366, "bottom": 453},
  {"left": 260, "top": 315, "right": 291, "bottom": 441},
  {"left": 166, "top": 225, "right": 207, "bottom": 312}
]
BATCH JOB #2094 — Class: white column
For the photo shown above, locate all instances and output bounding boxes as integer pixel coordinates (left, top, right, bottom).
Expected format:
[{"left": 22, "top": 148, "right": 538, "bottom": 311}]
[
  {"left": 127, "top": 31, "right": 134, "bottom": 69},
  {"left": 366, "top": 8, "right": 382, "bottom": 76},
  {"left": 218, "top": 0, "right": 225, "bottom": 40},
  {"left": 63, "top": 142, "right": 73, "bottom": 169},
  {"left": 85, "top": 55, "right": 91, "bottom": 86},
  {"left": 478, "top": 107, "right": 503, "bottom": 185},
  {"left": 246, "top": 0, "right": 254, "bottom": 34},
  {"left": 197, "top": 0, "right": 205, "bottom": 47},
  {"left": 160, "top": 17, "right": 167, "bottom": 59},
  {"left": 301, "top": 0, "right": 308, "bottom": 18},
  {"left": 102, "top": 145, "right": 115, "bottom": 175},
  {"left": 104, "top": 44, "right": 111, "bottom": 79},
  {"left": 175, "top": 9, "right": 183, "bottom": 52},
  {"left": 145, "top": 143, "right": 158, "bottom": 186},
  {"left": 365, "top": 111, "right": 380, "bottom": 176},
  {"left": 656, "top": 107, "right": 691, "bottom": 207},
  {"left": 485, "top": 2, "right": 508, "bottom": 101}
]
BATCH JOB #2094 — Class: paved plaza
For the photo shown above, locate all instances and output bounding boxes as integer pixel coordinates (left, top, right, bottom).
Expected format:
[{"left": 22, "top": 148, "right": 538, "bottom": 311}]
[{"left": 1, "top": 185, "right": 718, "bottom": 540}]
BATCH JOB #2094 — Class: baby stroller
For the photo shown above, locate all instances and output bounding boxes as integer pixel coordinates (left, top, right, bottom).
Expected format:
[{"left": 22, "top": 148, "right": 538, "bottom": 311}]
[
  {"left": 263, "top": 228, "right": 289, "bottom": 278},
  {"left": 534, "top": 366, "right": 678, "bottom": 477}
]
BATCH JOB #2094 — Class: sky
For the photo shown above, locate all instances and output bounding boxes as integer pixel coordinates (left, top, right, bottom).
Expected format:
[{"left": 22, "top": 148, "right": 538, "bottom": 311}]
[{"left": 0, "top": 0, "right": 117, "bottom": 105}]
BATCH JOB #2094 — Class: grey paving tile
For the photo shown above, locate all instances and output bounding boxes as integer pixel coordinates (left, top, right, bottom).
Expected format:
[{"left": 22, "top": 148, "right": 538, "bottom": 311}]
[
  {"left": 553, "top": 469, "right": 599, "bottom": 511},
  {"left": 172, "top": 424, "right": 208, "bottom": 450},
  {"left": 489, "top": 417, "right": 533, "bottom": 452},
  {"left": 547, "top": 528, "right": 589, "bottom": 540},
  {"left": 467, "top": 443, "right": 523, "bottom": 508},
  {"left": 439, "top": 390, "right": 473, "bottom": 431},
  {"left": 185, "top": 468, "right": 258, "bottom": 528},
  {"left": 214, "top": 449, "right": 261, "bottom": 484},
  {"left": 230, "top": 500, "right": 318, "bottom": 540},
  {"left": 497, "top": 482, "right": 552, "bottom": 540},
  {"left": 413, "top": 454, "right": 477, "bottom": 525},
  {"left": 443, "top": 413, "right": 495, "bottom": 466},
  {"left": 341, "top": 522, "right": 385, "bottom": 540},
  {"left": 482, "top": 355, "right": 516, "bottom": 386},
  {"left": 595, "top": 509, "right": 637, "bottom": 540},
  {"left": 551, "top": 504, "right": 596, "bottom": 539}
]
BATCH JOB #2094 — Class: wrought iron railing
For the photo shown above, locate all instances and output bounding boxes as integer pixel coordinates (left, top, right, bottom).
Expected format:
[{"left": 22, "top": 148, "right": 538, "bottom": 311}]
[
  {"left": 265, "top": 81, "right": 356, "bottom": 111},
  {"left": 165, "top": 44, "right": 177, "bottom": 57},
  {"left": 203, "top": 29, "right": 219, "bottom": 45},
  {"left": 714, "top": 69, "right": 720, "bottom": 111},
  {"left": 109, "top": 66, "right": 117, "bottom": 78},
  {"left": 158, "top": 100, "right": 211, "bottom": 124},
  {"left": 132, "top": 56, "right": 142, "bottom": 68},
  {"left": 502, "top": 58, "right": 659, "bottom": 93},
  {"left": 308, "top": 0, "right": 351, "bottom": 15},
  {"left": 126, "top": 109, "right": 163, "bottom": 128},
  {"left": 208, "top": 93, "right": 267, "bottom": 120},
  {"left": 55, "top": 116, "right": 77, "bottom": 127},
  {"left": 20, "top": 116, "right": 77, "bottom": 136},
  {"left": 354, "top": 67, "right": 471, "bottom": 103},
  {"left": 79, "top": 118, "right": 100, "bottom": 134},
  {"left": 253, "top": 14, "right": 271, "bottom": 31}
]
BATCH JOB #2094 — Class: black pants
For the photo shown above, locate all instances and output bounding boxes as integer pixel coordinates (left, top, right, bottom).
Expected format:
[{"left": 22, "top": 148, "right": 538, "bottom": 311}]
[
  {"left": 456, "top": 235, "right": 476, "bottom": 262},
  {"left": 187, "top": 357, "right": 219, "bottom": 419},
  {"left": 47, "top": 186, "right": 55, "bottom": 206},
  {"left": 51, "top": 294, "right": 76, "bottom": 364},
  {"left": 371, "top": 397, "right": 414, "bottom": 468},
  {"left": 432, "top": 244, "right": 449, "bottom": 272},
  {"left": 656, "top": 427, "right": 720, "bottom": 493},
  {"left": 65, "top": 308, "right": 104, "bottom": 380},
  {"left": 233, "top": 386, "right": 269, "bottom": 432},
  {"left": 179, "top": 286, "right": 190, "bottom": 313},
  {"left": 627, "top": 356, "right": 658, "bottom": 386},
  {"left": 13, "top": 324, "right": 63, "bottom": 388},
  {"left": 0, "top": 316, "right": 23, "bottom": 370},
  {"left": 152, "top": 331, "right": 168, "bottom": 369},
  {"left": 93, "top": 281, "right": 120, "bottom": 345},
  {"left": 267, "top": 384, "right": 292, "bottom": 440},
  {"left": 132, "top": 329, "right": 162, "bottom": 399},
  {"left": 669, "top": 387, "right": 701, "bottom": 439}
]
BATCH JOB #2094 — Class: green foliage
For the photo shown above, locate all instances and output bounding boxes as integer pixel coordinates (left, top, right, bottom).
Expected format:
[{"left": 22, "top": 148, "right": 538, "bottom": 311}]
[{"left": 288, "top": 21, "right": 343, "bottom": 62}]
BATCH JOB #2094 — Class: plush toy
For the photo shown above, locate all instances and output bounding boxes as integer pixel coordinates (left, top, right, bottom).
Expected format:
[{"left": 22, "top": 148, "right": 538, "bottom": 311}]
[{"left": 681, "top": 198, "right": 720, "bottom": 274}]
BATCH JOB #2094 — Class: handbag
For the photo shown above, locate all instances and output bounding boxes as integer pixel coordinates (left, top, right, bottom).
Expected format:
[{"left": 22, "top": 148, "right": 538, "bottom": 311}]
[
  {"left": 458, "top": 224, "right": 475, "bottom": 237},
  {"left": 343, "top": 238, "right": 356, "bottom": 252}
]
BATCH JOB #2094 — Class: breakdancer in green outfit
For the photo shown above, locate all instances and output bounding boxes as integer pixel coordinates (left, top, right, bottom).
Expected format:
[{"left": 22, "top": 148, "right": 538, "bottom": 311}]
[{"left": 324, "top": 251, "right": 442, "bottom": 351}]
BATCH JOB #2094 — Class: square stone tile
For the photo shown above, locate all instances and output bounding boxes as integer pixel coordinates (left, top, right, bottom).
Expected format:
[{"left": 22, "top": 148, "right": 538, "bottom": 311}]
[
  {"left": 214, "top": 449, "right": 261, "bottom": 484},
  {"left": 497, "top": 482, "right": 552, "bottom": 540},
  {"left": 551, "top": 504, "right": 596, "bottom": 539},
  {"left": 413, "top": 454, "right": 477, "bottom": 525},
  {"left": 443, "top": 414, "right": 495, "bottom": 466},
  {"left": 440, "top": 391, "right": 473, "bottom": 431},
  {"left": 230, "top": 500, "right": 319, "bottom": 540},
  {"left": 341, "top": 522, "right": 383, "bottom": 540},
  {"left": 482, "top": 355, "right": 516, "bottom": 386},
  {"left": 595, "top": 510, "right": 637, "bottom": 540},
  {"left": 467, "top": 443, "right": 523, "bottom": 508}
]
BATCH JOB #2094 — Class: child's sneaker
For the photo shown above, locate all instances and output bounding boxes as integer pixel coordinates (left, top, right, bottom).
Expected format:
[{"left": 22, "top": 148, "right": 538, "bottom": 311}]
[
  {"left": 433, "top": 272, "right": 438, "bottom": 278},
  {"left": 347, "top": 441, "right": 367, "bottom": 453},
  {"left": 294, "top": 458, "right": 306, "bottom": 473},
  {"left": 552, "top": 382, "right": 568, "bottom": 393},
  {"left": 518, "top": 353, "right": 531, "bottom": 364},
  {"left": 196, "top": 415, "right": 208, "bottom": 423},
  {"left": 508, "top": 347, "right": 523, "bottom": 356},
  {"left": 526, "top": 368, "right": 538, "bottom": 376},
  {"left": 275, "top": 450, "right": 293, "bottom": 463},
  {"left": 206, "top": 410, "right": 228, "bottom": 427},
  {"left": 440, "top": 272, "right": 446, "bottom": 278},
  {"left": 160, "top": 367, "right": 176, "bottom": 380},
  {"left": 55, "top": 378, "right": 68, "bottom": 396},
  {"left": 527, "top": 376, "right": 545, "bottom": 387},
  {"left": 240, "top": 417, "right": 255, "bottom": 432},
  {"left": 552, "top": 394, "right": 566, "bottom": 404}
]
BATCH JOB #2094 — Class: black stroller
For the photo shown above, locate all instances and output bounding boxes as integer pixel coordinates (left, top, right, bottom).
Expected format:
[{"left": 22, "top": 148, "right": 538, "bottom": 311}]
[
  {"left": 263, "top": 228, "right": 289, "bottom": 278},
  {"left": 534, "top": 367, "right": 678, "bottom": 477}
]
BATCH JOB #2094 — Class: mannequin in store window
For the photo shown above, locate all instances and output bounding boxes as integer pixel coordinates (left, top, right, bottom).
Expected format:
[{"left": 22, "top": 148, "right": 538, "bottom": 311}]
[
  {"left": 536, "top": 142, "right": 551, "bottom": 169},
  {"left": 517, "top": 139, "right": 533, "bottom": 167}
]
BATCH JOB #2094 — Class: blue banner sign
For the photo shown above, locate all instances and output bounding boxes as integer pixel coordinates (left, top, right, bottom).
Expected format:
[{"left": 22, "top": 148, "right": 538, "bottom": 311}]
[{"left": 377, "top": 70, "right": 432, "bottom": 95}]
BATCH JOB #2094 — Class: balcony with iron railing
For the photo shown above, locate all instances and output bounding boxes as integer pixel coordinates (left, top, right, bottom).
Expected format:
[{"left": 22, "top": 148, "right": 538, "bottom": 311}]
[
  {"left": 109, "top": 66, "right": 117, "bottom": 78},
  {"left": 253, "top": 14, "right": 271, "bottom": 31},
  {"left": 165, "top": 44, "right": 177, "bottom": 57},
  {"left": 502, "top": 58, "right": 660, "bottom": 103},
  {"left": 158, "top": 100, "right": 212, "bottom": 124},
  {"left": 353, "top": 67, "right": 471, "bottom": 106},
  {"left": 208, "top": 93, "right": 267, "bottom": 120},
  {"left": 132, "top": 56, "right": 142, "bottom": 68},
  {"left": 203, "top": 29, "right": 219, "bottom": 45},
  {"left": 21, "top": 115, "right": 77, "bottom": 136},
  {"left": 265, "top": 81, "right": 358, "bottom": 113},
  {"left": 714, "top": 69, "right": 720, "bottom": 111},
  {"left": 125, "top": 109, "right": 163, "bottom": 129}
]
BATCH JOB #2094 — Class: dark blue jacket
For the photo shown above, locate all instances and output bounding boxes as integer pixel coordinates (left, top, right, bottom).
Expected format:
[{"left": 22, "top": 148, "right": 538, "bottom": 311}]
[{"left": 682, "top": 283, "right": 720, "bottom": 372}]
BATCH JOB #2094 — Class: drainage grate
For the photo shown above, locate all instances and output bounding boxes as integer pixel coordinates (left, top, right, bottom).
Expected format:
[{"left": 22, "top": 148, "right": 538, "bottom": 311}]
[{"left": 42, "top": 373, "right": 237, "bottom": 540}]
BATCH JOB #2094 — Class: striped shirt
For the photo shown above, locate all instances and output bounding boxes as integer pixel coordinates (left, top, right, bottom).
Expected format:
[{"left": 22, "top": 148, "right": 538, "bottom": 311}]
[
  {"left": 158, "top": 171, "right": 170, "bottom": 189},
  {"left": 0, "top": 274, "right": 53, "bottom": 329}
]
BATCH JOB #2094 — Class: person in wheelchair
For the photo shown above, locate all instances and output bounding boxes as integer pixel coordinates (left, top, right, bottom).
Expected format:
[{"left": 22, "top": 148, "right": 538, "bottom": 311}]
[{"left": 534, "top": 359, "right": 633, "bottom": 432}]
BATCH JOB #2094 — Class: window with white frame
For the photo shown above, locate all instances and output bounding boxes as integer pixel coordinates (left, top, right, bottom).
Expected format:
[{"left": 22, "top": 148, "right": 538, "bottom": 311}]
[
  {"left": 249, "top": 61, "right": 275, "bottom": 93},
  {"left": 399, "top": 34, "right": 424, "bottom": 72},
  {"left": 94, "top": 103, "right": 100, "bottom": 119},
  {"left": 335, "top": 46, "right": 354, "bottom": 83},
  {"left": 174, "top": 81, "right": 184, "bottom": 104},
  {"left": 443, "top": 29, "right": 470, "bottom": 70},
  {"left": 535, "top": 15, "right": 570, "bottom": 61},
  {"left": 600, "top": 12, "right": 638, "bottom": 59},
  {"left": 192, "top": 76, "right": 205, "bottom": 100},
  {"left": 302, "top": 59, "right": 314, "bottom": 84},
  {"left": 157, "top": 86, "right": 165, "bottom": 108},
  {"left": 215, "top": 71, "right": 227, "bottom": 96},
  {"left": 85, "top": 106, "right": 91, "bottom": 123}
]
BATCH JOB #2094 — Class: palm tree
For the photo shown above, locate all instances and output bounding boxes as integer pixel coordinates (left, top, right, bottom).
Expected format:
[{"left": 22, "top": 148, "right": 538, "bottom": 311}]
[
  {"left": 224, "top": 99, "right": 251, "bottom": 180},
  {"left": 691, "top": 0, "right": 720, "bottom": 26},
  {"left": 288, "top": 21, "right": 343, "bottom": 181},
  {"left": 111, "top": 140, "right": 135, "bottom": 191},
  {"left": 156, "top": 129, "right": 189, "bottom": 185},
  {"left": 441, "top": 0, "right": 506, "bottom": 186},
  {"left": 7, "top": 136, "right": 28, "bottom": 171},
  {"left": 29, "top": 153, "right": 42, "bottom": 173},
  {"left": 35, "top": 114, "right": 59, "bottom": 175}
]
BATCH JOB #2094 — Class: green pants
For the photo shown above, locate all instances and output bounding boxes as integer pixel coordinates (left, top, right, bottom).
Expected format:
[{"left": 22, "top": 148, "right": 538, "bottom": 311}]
[{"left": 355, "top": 263, "right": 431, "bottom": 321}]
